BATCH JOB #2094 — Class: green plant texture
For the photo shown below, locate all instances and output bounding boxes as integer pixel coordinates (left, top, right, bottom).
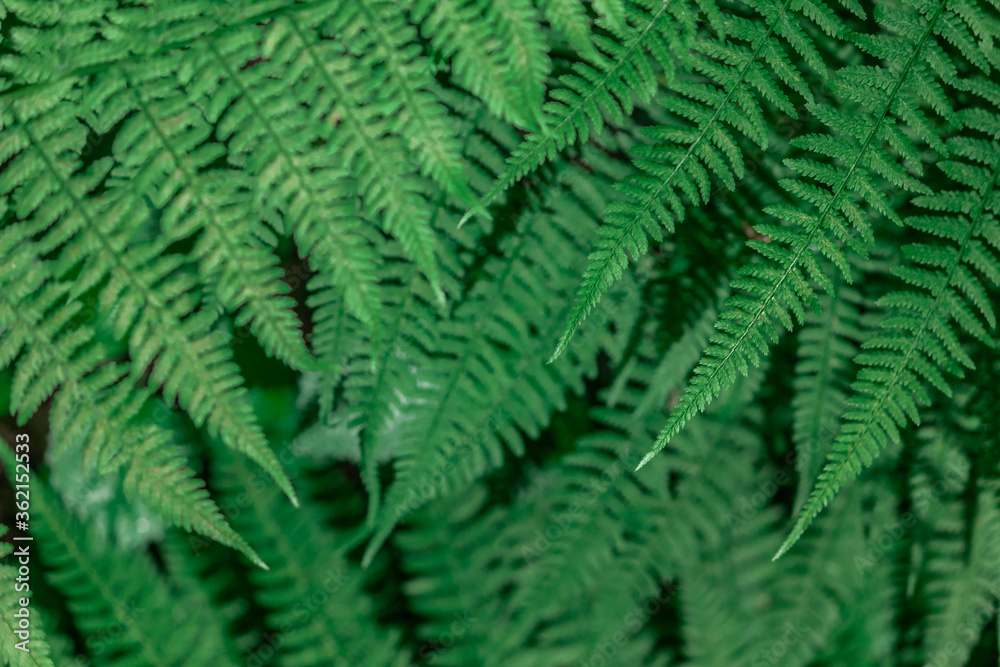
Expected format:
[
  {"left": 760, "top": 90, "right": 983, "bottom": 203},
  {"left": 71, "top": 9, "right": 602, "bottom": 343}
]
[{"left": 1, "top": 0, "right": 1000, "bottom": 664}]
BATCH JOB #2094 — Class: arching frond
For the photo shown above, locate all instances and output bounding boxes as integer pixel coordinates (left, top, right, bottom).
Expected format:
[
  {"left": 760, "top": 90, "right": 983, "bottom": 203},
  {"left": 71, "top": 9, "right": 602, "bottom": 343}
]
[
  {"left": 640, "top": 0, "right": 999, "bottom": 475},
  {"left": 777, "top": 104, "right": 1000, "bottom": 558},
  {"left": 412, "top": 0, "right": 550, "bottom": 129},
  {"left": 552, "top": 0, "right": 860, "bottom": 360}
]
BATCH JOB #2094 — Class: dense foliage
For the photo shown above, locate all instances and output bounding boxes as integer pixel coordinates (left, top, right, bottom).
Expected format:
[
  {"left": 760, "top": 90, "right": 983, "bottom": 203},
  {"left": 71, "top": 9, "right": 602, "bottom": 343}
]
[{"left": 1, "top": 0, "right": 1000, "bottom": 664}]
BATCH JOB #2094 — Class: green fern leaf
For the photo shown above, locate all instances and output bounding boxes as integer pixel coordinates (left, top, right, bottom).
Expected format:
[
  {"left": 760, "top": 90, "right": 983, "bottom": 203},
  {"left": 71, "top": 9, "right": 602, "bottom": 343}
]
[
  {"left": 84, "top": 63, "right": 314, "bottom": 371},
  {"left": 188, "top": 21, "right": 392, "bottom": 329},
  {"left": 593, "top": 0, "right": 628, "bottom": 32},
  {"left": 777, "top": 114, "right": 1000, "bottom": 558},
  {"left": 216, "top": 451, "right": 410, "bottom": 667},
  {"left": 459, "top": 0, "right": 697, "bottom": 226},
  {"left": 553, "top": 0, "right": 856, "bottom": 361},
  {"left": 922, "top": 482, "right": 1000, "bottom": 666},
  {"left": 325, "top": 0, "right": 479, "bottom": 209},
  {"left": 791, "top": 272, "right": 865, "bottom": 511},
  {"left": 119, "top": 426, "right": 267, "bottom": 570},
  {"left": 411, "top": 0, "right": 551, "bottom": 130},
  {"left": 363, "top": 155, "right": 639, "bottom": 565},
  {"left": 639, "top": 0, "right": 990, "bottom": 473},
  {"left": 1, "top": 89, "right": 300, "bottom": 505}
]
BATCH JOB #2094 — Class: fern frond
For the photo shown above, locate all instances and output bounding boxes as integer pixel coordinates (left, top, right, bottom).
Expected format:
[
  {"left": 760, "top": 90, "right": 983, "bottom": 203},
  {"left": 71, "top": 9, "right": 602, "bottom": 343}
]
[
  {"left": 487, "top": 0, "right": 552, "bottom": 117},
  {"left": 0, "top": 229, "right": 268, "bottom": 561},
  {"left": 673, "top": 407, "right": 896, "bottom": 666},
  {"left": 396, "top": 485, "right": 515, "bottom": 666},
  {"left": 594, "top": 0, "right": 629, "bottom": 31},
  {"left": 362, "top": 154, "right": 639, "bottom": 565},
  {"left": 310, "top": 97, "right": 519, "bottom": 525},
  {"left": 190, "top": 24, "right": 389, "bottom": 330},
  {"left": 640, "top": 0, "right": 991, "bottom": 473},
  {"left": 85, "top": 62, "right": 313, "bottom": 371},
  {"left": 0, "top": 226, "right": 141, "bottom": 468},
  {"left": 552, "top": 0, "right": 858, "bottom": 360},
  {"left": 394, "top": 317, "right": 733, "bottom": 666},
  {"left": 325, "top": 0, "right": 478, "bottom": 209},
  {"left": 306, "top": 275, "right": 371, "bottom": 419},
  {"left": 4, "top": 2, "right": 1000, "bottom": 662},
  {"left": 791, "top": 271, "right": 865, "bottom": 511},
  {"left": 412, "top": 0, "right": 549, "bottom": 129},
  {"left": 0, "top": 88, "right": 299, "bottom": 505},
  {"left": 417, "top": 356, "right": 762, "bottom": 665},
  {"left": 777, "top": 111, "right": 1000, "bottom": 558},
  {"left": 341, "top": 241, "right": 442, "bottom": 527},
  {"left": 159, "top": 531, "right": 252, "bottom": 664},
  {"left": 0, "top": 0, "right": 295, "bottom": 88},
  {"left": 922, "top": 484, "right": 1000, "bottom": 666},
  {"left": 538, "top": 0, "right": 595, "bottom": 54},
  {"left": 459, "top": 0, "right": 695, "bottom": 225},
  {"left": 254, "top": 10, "right": 443, "bottom": 300},
  {"left": 496, "top": 439, "right": 672, "bottom": 656},
  {"left": 119, "top": 426, "right": 266, "bottom": 570}
]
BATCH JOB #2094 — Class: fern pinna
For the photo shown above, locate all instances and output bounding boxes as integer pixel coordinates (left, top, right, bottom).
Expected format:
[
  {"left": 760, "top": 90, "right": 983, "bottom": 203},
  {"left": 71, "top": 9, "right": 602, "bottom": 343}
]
[{"left": 2, "top": 0, "right": 1000, "bottom": 665}]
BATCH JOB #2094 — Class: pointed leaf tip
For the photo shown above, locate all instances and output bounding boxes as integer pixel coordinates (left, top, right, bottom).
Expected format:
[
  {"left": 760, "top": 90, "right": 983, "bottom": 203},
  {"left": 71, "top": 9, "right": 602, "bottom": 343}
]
[
  {"left": 635, "top": 451, "right": 656, "bottom": 471},
  {"left": 457, "top": 200, "right": 493, "bottom": 229},
  {"left": 549, "top": 338, "right": 569, "bottom": 364},
  {"left": 362, "top": 523, "right": 394, "bottom": 569},
  {"left": 286, "top": 487, "right": 300, "bottom": 509},
  {"left": 457, "top": 209, "right": 475, "bottom": 228}
]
